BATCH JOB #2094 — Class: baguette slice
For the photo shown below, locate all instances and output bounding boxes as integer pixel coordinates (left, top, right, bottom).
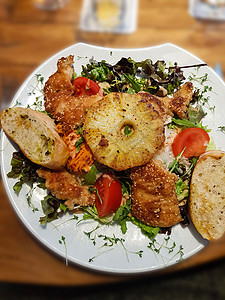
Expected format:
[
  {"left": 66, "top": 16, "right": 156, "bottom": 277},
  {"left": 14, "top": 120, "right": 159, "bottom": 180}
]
[
  {"left": 0, "top": 107, "right": 69, "bottom": 170},
  {"left": 189, "top": 150, "right": 225, "bottom": 240}
]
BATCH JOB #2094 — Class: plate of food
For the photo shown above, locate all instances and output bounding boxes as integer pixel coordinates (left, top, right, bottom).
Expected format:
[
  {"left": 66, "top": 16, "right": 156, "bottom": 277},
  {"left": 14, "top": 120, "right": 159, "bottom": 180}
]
[{"left": 1, "top": 42, "right": 225, "bottom": 274}]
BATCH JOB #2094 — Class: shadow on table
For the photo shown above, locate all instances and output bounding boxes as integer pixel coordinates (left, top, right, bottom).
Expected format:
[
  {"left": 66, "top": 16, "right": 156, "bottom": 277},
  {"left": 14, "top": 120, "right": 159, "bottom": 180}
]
[{"left": 1, "top": 257, "right": 225, "bottom": 300}]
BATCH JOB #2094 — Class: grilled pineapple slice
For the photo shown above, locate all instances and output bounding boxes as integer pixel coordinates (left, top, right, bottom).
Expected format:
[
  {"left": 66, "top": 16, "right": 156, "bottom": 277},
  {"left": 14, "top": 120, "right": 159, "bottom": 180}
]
[{"left": 82, "top": 92, "right": 165, "bottom": 171}]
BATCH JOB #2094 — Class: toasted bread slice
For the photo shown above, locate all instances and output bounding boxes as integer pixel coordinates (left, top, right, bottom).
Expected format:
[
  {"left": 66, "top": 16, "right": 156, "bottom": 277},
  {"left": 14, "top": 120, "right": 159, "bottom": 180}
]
[
  {"left": 0, "top": 107, "right": 69, "bottom": 170},
  {"left": 189, "top": 150, "right": 225, "bottom": 240}
]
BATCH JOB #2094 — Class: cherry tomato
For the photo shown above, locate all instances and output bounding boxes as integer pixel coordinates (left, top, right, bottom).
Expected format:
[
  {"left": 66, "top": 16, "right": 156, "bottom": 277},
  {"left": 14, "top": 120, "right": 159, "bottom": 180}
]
[
  {"left": 94, "top": 173, "right": 122, "bottom": 218},
  {"left": 72, "top": 77, "right": 104, "bottom": 96},
  {"left": 172, "top": 127, "right": 210, "bottom": 158}
]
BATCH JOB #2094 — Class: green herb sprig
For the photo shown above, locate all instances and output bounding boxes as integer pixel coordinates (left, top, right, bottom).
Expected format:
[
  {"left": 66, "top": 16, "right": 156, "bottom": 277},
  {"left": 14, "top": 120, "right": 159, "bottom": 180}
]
[
  {"left": 58, "top": 236, "right": 68, "bottom": 266},
  {"left": 27, "top": 74, "right": 45, "bottom": 111},
  {"left": 218, "top": 126, "right": 225, "bottom": 133}
]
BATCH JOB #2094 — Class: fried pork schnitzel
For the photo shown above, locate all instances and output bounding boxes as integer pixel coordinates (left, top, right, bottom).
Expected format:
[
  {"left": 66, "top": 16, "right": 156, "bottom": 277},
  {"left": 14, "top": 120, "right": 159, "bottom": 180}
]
[
  {"left": 160, "top": 82, "right": 194, "bottom": 119},
  {"left": 37, "top": 168, "right": 95, "bottom": 210},
  {"left": 44, "top": 55, "right": 102, "bottom": 130},
  {"left": 130, "top": 159, "right": 182, "bottom": 227}
]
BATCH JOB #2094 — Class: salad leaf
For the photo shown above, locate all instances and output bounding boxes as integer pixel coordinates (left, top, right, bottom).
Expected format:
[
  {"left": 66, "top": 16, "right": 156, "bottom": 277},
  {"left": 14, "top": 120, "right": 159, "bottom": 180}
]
[
  {"left": 76, "top": 126, "right": 83, "bottom": 135},
  {"left": 113, "top": 198, "right": 132, "bottom": 234},
  {"left": 206, "top": 137, "right": 216, "bottom": 151},
  {"left": 81, "top": 57, "right": 186, "bottom": 95},
  {"left": 113, "top": 57, "right": 137, "bottom": 75},
  {"left": 79, "top": 206, "right": 114, "bottom": 224},
  {"left": 84, "top": 164, "right": 98, "bottom": 185},
  {"left": 113, "top": 199, "right": 159, "bottom": 239},
  {"left": 81, "top": 60, "right": 112, "bottom": 82},
  {"left": 171, "top": 117, "right": 210, "bottom": 132},
  {"left": 75, "top": 136, "right": 85, "bottom": 153},
  {"left": 60, "top": 203, "right": 68, "bottom": 212},
  {"left": 175, "top": 178, "right": 189, "bottom": 201},
  {"left": 90, "top": 65, "right": 110, "bottom": 82},
  {"left": 113, "top": 198, "right": 132, "bottom": 220},
  {"left": 130, "top": 217, "right": 159, "bottom": 239},
  {"left": 40, "top": 194, "right": 60, "bottom": 225},
  {"left": 169, "top": 152, "right": 198, "bottom": 181},
  {"left": 168, "top": 149, "right": 185, "bottom": 174},
  {"left": 123, "top": 73, "right": 141, "bottom": 93},
  {"left": 188, "top": 105, "right": 206, "bottom": 123},
  {"left": 7, "top": 151, "right": 44, "bottom": 194}
]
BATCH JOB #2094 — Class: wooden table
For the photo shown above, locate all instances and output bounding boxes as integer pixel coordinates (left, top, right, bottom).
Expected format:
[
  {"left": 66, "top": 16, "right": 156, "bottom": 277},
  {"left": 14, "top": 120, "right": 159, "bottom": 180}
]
[{"left": 0, "top": 0, "right": 225, "bottom": 286}]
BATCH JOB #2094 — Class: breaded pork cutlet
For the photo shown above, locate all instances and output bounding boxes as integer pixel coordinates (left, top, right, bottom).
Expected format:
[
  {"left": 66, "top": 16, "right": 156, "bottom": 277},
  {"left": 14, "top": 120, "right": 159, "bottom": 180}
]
[
  {"left": 130, "top": 159, "right": 182, "bottom": 228},
  {"left": 37, "top": 168, "right": 95, "bottom": 210},
  {"left": 44, "top": 55, "right": 102, "bottom": 131}
]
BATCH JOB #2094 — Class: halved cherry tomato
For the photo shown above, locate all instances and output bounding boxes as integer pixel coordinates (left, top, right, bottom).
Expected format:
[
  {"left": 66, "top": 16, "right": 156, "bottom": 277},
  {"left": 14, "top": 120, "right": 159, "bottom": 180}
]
[
  {"left": 172, "top": 127, "right": 210, "bottom": 158},
  {"left": 94, "top": 173, "right": 122, "bottom": 218},
  {"left": 72, "top": 77, "right": 104, "bottom": 96}
]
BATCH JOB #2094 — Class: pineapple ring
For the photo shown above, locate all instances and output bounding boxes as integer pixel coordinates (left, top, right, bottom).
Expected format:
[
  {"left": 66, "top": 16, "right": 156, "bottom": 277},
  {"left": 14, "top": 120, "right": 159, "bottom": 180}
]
[{"left": 82, "top": 92, "right": 165, "bottom": 171}]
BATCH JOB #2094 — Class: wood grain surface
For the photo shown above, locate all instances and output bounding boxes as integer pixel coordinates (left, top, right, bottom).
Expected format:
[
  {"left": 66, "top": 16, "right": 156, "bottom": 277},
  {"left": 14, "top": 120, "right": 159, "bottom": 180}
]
[{"left": 0, "top": 0, "right": 225, "bottom": 286}]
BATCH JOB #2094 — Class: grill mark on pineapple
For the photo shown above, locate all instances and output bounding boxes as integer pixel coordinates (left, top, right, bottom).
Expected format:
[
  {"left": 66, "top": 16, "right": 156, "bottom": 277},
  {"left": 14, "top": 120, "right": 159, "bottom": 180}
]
[{"left": 98, "top": 134, "right": 109, "bottom": 147}]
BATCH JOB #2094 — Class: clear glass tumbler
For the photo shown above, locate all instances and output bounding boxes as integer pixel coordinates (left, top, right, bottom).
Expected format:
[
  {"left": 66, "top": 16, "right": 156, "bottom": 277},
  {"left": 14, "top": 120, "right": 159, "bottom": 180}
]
[
  {"left": 32, "top": 0, "right": 70, "bottom": 10},
  {"left": 95, "top": 0, "right": 123, "bottom": 30}
]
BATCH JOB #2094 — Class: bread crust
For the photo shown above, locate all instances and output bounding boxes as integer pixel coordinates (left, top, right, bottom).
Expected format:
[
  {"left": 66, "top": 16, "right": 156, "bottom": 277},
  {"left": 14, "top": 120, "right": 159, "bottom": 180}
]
[
  {"left": 0, "top": 107, "right": 69, "bottom": 170},
  {"left": 189, "top": 150, "right": 225, "bottom": 240}
]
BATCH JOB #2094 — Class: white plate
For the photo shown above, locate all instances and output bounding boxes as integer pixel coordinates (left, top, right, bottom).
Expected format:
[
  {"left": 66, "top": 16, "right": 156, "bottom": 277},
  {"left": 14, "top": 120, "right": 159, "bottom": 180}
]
[{"left": 1, "top": 43, "right": 225, "bottom": 274}]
